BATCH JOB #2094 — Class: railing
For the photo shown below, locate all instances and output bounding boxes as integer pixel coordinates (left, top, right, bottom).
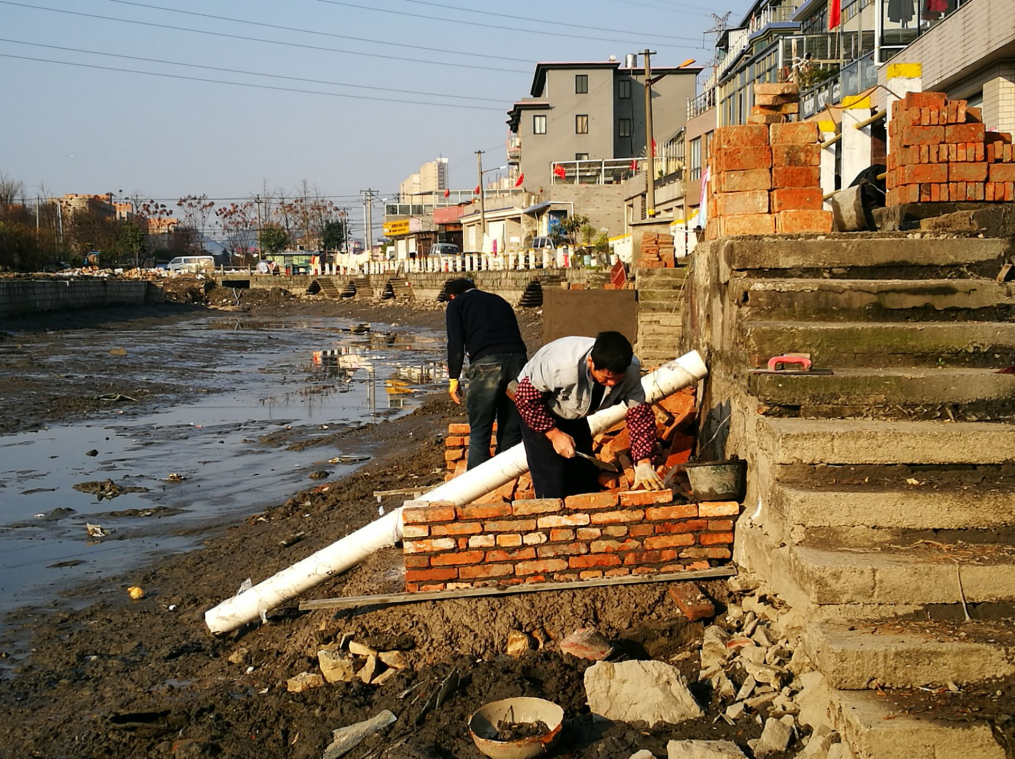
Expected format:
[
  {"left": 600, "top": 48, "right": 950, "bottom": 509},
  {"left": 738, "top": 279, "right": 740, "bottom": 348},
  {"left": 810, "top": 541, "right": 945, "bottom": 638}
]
[
  {"left": 687, "top": 88, "right": 717, "bottom": 119},
  {"left": 550, "top": 157, "right": 667, "bottom": 185},
  {"left": 385, "top": 188, "right": 526, "bottom": 215},
  {"left": 780, "top": 31, "right": 874, "bottom": 67},
  {"left": 507, "top": 136, "right": 522, "bottom": 164},
  {"left": 715, "top": 2, "right": 800, "bottom": 81},
  {"left": 320, "top": 247, "right": 609, "bottom": 276},
  {"left": 799, "top": 50, "right": 877, "bottom": 119}
]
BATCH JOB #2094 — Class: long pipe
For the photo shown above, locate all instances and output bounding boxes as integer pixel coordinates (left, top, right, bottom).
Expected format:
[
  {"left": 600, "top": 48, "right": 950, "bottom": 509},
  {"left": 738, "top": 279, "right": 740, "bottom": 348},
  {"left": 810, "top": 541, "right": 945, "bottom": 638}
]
[{"left": 204, "top": 351, "right": 708, "bottom": 634}]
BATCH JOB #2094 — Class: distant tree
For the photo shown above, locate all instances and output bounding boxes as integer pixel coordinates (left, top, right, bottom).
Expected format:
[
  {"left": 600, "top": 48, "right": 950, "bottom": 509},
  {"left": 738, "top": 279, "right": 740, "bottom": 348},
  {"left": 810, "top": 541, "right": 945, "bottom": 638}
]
[
  {"left": 259, "top": 224, "right": 289, "bottom": 254},
  {"left": 321, "top": 218, "right": 347, "bottom": 251},
  {"left": 176, "top": 194, "right": 215, "bottom": 251},
  {"left": 115, "top": 221, "right": 147, "bottom": 268},
  {"left": 558, "top": 213, "right": 591, "bottom": 247},
  {"left": 0, "top": 172, "right": 24, "bottom": 207},
  {"left": 215, "top": 201, "right": 258, "bottom": 263}
]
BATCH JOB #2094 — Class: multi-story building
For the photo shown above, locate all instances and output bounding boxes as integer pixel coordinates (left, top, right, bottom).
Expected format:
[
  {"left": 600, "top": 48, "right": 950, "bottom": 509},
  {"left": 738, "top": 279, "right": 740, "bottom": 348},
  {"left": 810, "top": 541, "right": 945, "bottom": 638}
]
[
  {"left": 54, "top": 193, "right": 116, "bottom": 220},
  {"left": 398, "top": 158, "right": 449, "bottom": 202}
]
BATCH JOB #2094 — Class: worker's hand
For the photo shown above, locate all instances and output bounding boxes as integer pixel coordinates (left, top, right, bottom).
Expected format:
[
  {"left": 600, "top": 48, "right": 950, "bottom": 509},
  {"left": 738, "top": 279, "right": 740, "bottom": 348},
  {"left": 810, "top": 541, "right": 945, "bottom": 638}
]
[
  {"left": 546, "top": 428, "right": 576, "bottom": 459},
  {"left": 633, "top": 459, "right": 665, "bottom": 491},
  {"left": 448, "top": 379, "right": 461, "bottom": 405}
]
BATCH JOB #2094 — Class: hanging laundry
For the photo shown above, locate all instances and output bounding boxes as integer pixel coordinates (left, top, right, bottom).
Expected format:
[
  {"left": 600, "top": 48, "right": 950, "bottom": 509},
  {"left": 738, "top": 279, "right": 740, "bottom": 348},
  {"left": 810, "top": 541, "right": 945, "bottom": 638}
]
[{"left": 888, "top": 0, "right": 915, "bottom": 24}]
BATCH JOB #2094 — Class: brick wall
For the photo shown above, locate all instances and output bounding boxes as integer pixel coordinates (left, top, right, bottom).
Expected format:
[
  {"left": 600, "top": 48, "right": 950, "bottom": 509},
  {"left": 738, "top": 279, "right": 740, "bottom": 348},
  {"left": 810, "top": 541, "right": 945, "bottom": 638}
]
[
  {"left": 0, "top": 278, "right": 158, "bottom": 318},
  {"left": 401, "top": 493, "right": 739, "bottom": 591}
]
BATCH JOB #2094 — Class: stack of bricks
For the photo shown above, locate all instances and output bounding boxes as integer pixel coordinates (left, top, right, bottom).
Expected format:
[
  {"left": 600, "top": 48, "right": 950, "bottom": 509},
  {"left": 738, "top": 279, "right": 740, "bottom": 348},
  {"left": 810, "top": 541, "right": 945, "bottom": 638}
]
[
  {"left": 638, "top": 232, "right": 676, "bottom": 268},
  {"left": 706, "top": 119, "right": 832, "bottom": 239},
  {"left": 749, "top": 82, "right": 800, "bottom": 125},
  {"left": 886, "top": 91, "right": 1015, "bottom": 205},
  {"left": 402, "top": 492, "right": 739, "bottom": 591}
]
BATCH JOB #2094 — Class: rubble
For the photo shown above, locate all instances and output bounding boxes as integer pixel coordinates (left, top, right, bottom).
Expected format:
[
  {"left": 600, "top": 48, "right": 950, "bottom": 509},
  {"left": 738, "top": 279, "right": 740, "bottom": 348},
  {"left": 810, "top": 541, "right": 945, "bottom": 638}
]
[
  {"left": 323, "top": 710, "right": 397, "bottom": 759},
  {"left": 506, "top": 630, "right": 535, "bottom": 657},
  {"left": 357, "top": 655, "right": 379, "bottom": 684},
  {"left": 560, "top": 628, "right": 612, "bottom": 661},
  {"left": 318, "top": 650, "right": 357, "bottom": 683},
  {"left": 667, "top": 740, "right": 746, "bottom": 759},
  {"left": 752, "top": 716, "right": 794, "bottom": 756},
  {"left": 286, "top": 671, "right": 324, "bottom": 693},
  {"left": 585, "top": 660, "right": 703, "bottom": 726},
  {"left": 668, "top": 582, "right": 716, "bottom": 621}
]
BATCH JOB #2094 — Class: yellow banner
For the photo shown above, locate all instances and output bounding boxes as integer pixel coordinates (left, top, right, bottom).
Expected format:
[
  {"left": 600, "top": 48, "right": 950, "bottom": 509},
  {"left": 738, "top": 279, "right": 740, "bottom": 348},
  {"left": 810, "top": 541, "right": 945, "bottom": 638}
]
[{"left": 383, "top": 220, "right": 410, "bottom": 236}]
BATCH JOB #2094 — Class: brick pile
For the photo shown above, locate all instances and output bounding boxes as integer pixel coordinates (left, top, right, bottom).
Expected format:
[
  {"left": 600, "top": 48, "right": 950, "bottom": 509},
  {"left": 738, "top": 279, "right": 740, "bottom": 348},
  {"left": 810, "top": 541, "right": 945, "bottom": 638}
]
[
  {"left": 706, "top": 119, "right": 832, "bottom": 239},
  {"left": 401, "top": 493, "right": 739, "bottom": 591},
  {"left": 886, "top": 91, "right": 1015, "bottom": 205},
  {"left": 638, "top": 232, "right": 676, "bottom": 268},
  {"left": 749, "top": 82, "right": 800, "bottom": 125}
]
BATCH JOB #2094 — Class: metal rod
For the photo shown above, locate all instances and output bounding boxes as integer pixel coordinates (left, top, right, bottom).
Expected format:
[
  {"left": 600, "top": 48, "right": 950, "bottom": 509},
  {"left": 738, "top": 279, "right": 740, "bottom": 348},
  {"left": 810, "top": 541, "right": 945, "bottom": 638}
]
[{"left": 852, "top": 110, "right": 887, "bottom": 129}]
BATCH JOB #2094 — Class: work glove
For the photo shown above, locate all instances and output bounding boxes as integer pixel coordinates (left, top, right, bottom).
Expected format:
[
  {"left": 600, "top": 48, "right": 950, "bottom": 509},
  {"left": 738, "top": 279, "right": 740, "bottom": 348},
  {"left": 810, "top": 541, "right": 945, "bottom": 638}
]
[
  {"left": 448, "top": 378, "right": 461, "bottom": 405},
  {"left": 633, "top": 460, "right": 665, "bottom": 491}
]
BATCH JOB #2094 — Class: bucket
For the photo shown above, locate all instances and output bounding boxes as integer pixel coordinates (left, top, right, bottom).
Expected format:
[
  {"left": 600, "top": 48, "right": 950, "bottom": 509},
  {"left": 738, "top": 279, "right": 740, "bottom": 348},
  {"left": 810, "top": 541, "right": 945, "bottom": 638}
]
[
  {"left": 685, "top": 459, "right": 746, "bottom": 502},
  {"left": 469, "top": 697, "right": 564, "bottom": 759}
]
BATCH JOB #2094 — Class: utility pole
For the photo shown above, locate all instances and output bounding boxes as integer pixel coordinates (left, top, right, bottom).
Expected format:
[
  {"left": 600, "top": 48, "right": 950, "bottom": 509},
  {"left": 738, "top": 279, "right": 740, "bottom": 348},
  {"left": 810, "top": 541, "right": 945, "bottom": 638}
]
[
  {"left": 361, "top": 189, "right": 375, "bottom": 255},
  {"left": 254, "top": 195, "right": 263, "bottom": 262},
  {"left": 476, "top": 150, "right": 487, "bottom": 248},
  {"left": 643, "top": 49, "right": 658, "bottom": 218}
]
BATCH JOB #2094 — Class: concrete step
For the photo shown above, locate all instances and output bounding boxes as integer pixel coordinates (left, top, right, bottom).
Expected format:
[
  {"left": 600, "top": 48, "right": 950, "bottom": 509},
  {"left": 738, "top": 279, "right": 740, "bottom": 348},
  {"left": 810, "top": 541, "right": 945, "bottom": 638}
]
[
  {"left": 720, "top": 236, "right": 1010, "bottom": 275},
  {"left": 825, "top": 686, "right": 1006, "bottom": 759},
  {"left": 749, "top": 367, "right": 1015, "bottom": 420},
  {"left": 733, "top": 277, "right": 1015, "bottom": 323},
  {"left": 744, "top": 320, "right": 1015, "bottom": 367},
  {"left": 803, "top": 620, "right": 1015, "bottom": 690},
  {"left": 638, "top": 313, "right": 684, "bottom": 327},
  {"left": 636, "top": 270, "right": 688, "bottom": 287},
  {"left": 756, "top": 417, "right": 1015, "bottom": 466},
  {"left": 638, "top": 289, "right": 687, "bottom": 302}
]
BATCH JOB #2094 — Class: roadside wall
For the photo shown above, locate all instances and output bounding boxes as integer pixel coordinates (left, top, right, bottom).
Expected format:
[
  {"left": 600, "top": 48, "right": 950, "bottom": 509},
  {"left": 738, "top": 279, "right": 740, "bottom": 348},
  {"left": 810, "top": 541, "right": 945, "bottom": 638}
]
[{"left": 0, "top": 278, "right": 162, "bottom": 319}]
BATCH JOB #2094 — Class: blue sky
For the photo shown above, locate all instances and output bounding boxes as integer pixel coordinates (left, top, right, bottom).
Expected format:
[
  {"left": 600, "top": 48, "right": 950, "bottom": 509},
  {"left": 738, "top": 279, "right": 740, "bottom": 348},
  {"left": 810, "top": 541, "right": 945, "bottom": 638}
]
[{"left": 0, "top": 0, "right": 755, "bottom": 208}]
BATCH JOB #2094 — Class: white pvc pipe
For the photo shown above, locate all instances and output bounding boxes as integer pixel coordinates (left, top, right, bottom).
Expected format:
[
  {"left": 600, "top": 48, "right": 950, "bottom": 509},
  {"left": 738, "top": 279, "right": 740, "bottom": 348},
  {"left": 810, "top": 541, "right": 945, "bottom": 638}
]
[{"left": 204, "top": 351, "right": 707, "bottom": 634}]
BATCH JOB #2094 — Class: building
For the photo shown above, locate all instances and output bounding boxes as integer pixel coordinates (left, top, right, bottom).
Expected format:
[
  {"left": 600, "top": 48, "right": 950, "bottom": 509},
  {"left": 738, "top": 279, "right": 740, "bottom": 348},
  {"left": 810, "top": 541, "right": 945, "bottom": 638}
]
[
  {"left": 398, "top": 158, "right": 449, "bottom": 202},
  {"left": 54, "top": 193, "right": 116, "bottom": 220}
]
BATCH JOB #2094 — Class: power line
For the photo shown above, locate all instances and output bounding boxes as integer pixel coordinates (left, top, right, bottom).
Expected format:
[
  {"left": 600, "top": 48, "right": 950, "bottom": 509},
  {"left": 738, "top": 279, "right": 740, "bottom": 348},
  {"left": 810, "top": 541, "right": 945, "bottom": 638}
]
[
  {"left": 597, "top": 0, "right": 716, "bottom": 16},
  {"left": 101, "top": 0, "right": 534, "bottom": 66},
  {"left": 0, "top": 2, "right": 529, "bottom": 74},
  {"left": 0, "top": 39, "right": 507, "bottom": 103},
  {"left": 0, "top": 53, "right": 508, "bottom": 110},
  {"left": 311, "top": 0, "right": 710, "bottom": 48}
]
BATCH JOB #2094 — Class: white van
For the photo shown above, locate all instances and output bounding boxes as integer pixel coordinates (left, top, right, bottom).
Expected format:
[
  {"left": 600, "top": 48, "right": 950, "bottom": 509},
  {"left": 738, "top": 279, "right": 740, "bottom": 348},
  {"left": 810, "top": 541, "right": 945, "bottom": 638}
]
[{"left": 167, "top": 255, "right": 215, "bottom": 273}]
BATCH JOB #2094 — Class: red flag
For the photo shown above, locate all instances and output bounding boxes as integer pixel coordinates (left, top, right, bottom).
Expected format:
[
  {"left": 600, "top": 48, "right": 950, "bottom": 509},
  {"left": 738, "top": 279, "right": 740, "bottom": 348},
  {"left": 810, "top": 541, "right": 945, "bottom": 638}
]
[
  {"left": 630, "top": 158, "right": 638, "bottom": 172},
  {"left": 514, "top": 173, "right": 524, "bottom": 187},
  {"left": 652, "top": 139, "right": 658, "bottom": 157},
  {"left": 553, "top": 164, "right": 566, "bottom": 179},
  {"left": 443, "top": 188, "right": 450, "bottom": 198},
  {"left": 828, "top": 0, "right": 841, "bottom": 29},
  {"left": 473, "top": 184, "right": 480, "bottom": 195}
]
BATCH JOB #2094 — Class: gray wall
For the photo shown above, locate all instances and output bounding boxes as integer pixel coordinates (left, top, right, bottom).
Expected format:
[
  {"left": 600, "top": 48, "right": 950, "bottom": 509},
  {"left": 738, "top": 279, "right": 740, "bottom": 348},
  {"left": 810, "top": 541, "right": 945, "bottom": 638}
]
[
  {"left": 549, "top": 183, "right": 628, "bottom": 236},
  {"left": 0, "top": 279, "right": 162, "bottom": 318}
]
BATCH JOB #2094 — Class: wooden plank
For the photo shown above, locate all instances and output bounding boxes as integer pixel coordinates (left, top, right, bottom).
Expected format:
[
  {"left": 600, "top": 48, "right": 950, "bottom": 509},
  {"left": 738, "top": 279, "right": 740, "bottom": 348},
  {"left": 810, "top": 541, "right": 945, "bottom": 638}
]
[{"left": 299, "top": 566, "right": 736, "bottom": 611}]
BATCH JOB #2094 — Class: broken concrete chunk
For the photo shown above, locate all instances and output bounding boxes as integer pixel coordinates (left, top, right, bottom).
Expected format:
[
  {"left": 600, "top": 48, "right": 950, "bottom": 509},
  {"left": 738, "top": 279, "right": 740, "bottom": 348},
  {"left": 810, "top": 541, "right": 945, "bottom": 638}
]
[
  {"left": 323, "top": 710, "right": 397, "bottom": 759},
  {"left": 701, "top": 625, "right": 730, "bottom": 672},
  {"left": 227, "top": 647, "right": 250, "bottom": 666},
  {"left": 561, "top": 628, "right": 612, "bottom": 661},
  {"left": 585, "top": 660, "right": 702, "bottom": 726},
  {"left": 755, "top": 717, "right": 793, "bottom": 757},
  {"left": 372, "top": 668, "right": 398, "bottom": 686},
  {"left": 668, "top": 582, "right": 716, "bottom": 621},
  {"left": 378, "top": 650, "right": 406, "bottom": 670},
  {"left": 348, "top": 641, "right": 377, "bottom": 657},
  {"left": 735, "top": 675, "right": 756, "bottom": 701},
  {"left": 506, "top": 630, "right": 535, "bottom": 658},
  {"left": 286, "top": 671, "right": 324, "bottom": 693},
  {"left": 629, "top": 751, "right": 655, "bottom": 759},
  {"left": 712, "top": 671, "right": 737, "bottom": 700},
  {"left": 357, "top": 655, "right": 379, "bottom": 685},
  {"left": 771, "top": 694, "right": 800, "bottom": 716},
  {"left": 318, "top": 650, "right": 357, "bottom": 683},
  {"left": 725, "top": 702, "right": 746, "bottom": 721},
  {"left": 745, "top": 692, "right": 779, "bottom": 710},
  {"left": 667, "top": 739, "right": 746, "bottom": 759}
]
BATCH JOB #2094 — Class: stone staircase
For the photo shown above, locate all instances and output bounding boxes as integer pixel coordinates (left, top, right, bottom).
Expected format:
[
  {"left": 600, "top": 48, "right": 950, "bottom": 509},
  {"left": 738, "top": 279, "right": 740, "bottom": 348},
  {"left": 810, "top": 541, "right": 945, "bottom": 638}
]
[
  {"left": 383, "top": 277, "right": 413, "bottom": 302},
  {"left": 636, "top": 265, "right": 689, "bottom": 367},
  {"left": 685, "top": 235, "right": 1015, "bottom": 758},
  {"left": 340, "top": 276, "right": 373, "bottom": 299},
  {"left": 311, "top": 276, "right": 343, "bottom": 298}
]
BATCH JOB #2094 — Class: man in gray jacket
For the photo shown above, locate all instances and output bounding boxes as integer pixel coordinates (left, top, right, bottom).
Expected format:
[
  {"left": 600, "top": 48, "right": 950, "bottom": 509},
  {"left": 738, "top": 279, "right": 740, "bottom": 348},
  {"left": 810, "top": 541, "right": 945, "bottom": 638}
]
[{"left": 513, "top": 331, "right": 664, "bottom": 498}]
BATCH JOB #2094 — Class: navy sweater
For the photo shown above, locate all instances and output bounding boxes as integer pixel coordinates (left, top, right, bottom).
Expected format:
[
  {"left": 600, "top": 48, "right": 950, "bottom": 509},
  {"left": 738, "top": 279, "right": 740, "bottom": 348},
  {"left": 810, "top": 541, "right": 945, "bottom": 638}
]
[{"left": 446, "top": 289, "right": 527, "bottom": 380}]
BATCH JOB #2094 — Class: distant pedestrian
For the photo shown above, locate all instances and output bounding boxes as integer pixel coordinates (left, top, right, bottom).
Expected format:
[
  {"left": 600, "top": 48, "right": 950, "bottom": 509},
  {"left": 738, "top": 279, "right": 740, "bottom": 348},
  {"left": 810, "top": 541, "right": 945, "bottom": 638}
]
[{"left": 445, "top": 278, "right": 528, "bottom": 470}]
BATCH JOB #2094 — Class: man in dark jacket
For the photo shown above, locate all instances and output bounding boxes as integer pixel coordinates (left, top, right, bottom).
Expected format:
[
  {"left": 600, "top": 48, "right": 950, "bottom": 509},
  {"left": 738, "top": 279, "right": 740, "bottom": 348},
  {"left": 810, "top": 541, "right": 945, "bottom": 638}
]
[{"left": 445, "top": 278, "right": 528, "bottom": 469}]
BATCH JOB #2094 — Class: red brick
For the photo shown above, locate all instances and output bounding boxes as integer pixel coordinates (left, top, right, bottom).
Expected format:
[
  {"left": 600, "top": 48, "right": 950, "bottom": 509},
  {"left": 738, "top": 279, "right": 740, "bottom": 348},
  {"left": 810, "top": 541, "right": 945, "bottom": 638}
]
[
  {"left": 646, "top": 503, "right": 698, "bottom": 520},
  {"left": 946, "top": 123, "right": 986, "bottom": 143},
  {"left": 459, "top": 563, "right": 514, "bottom": 580},
  {"left": 564, "top": 492, "right": 618, "bottom": 511},
  {"left": 579, "top": 570, "right": 604, "bottom": 580},
  {"left": 698, "top": 501, "right": 740, "bottom": 517},
  {"left": 402, "top": 524, "right": 429, "bottom": 539},
  {"left": 714, "top": 168, "right": 772, "bottom": 193},
  {"left": 419, "top": 583, "right": 445, "bottom": 592},
  {"left": 903, "top": 91, "right": 946, "bottom": 109},
  {"left": 715, "top": 124, "right": 770, "bottom": 149},
  {"left": 524, "top": 575, "right": 547, "bottom": 583},
  {"left": 448, "top": 423, "right": 470, "bottom": 434},
  {"left": 901, "top": 164, "right": 949, "bottom": 184},
  {"left": 486, "top": 547, "right": 536, "bottom": 562},
  {"left": 706, "top": 547, "right": 733, "bottom": 559},
  {"left": 645, "top": 534, "right": 695, "bottom": 549},
  {"left": 456, "top": 538, "right": 469, "bottom": 549},
  {"left": 430, "top": 550, "right": 485, "bottom": 566},
  {"left": 458, "top": 503, "right": 512, "bottom": 520},
  {"left": 900, "top": 126, "right": 944, "bottom": 147},
  {"left": 655, "top": 518, "right": 708, "bottom": 534},
  {"left": 623, "top": 550, "right": 678, "bottom": 565},
  {"left": 713, "top": 147, "right": 773, "bottom": 172},
  {"left": 772, "top": 144, "right": 820, "bottom": 167},
  {"left": 590, "top": 539, "right": 641, "bottom": 553},
  {"left": 405, "top": 567, "right": 459, "bottom": 582},
  {"left": 497, "top": 533, "right": 523, "bottom": 547},
  {"left": 700, "top": 532, "right": 734, "bottom": 545},
  {"left": 620, "top": 490, "right": 673, "bottom": 507},
  {"left": 444, "top": 435, "right": 468, "bottom": 447},
  {"left": 576, "top": 527, "right": 602, "bottom": 541},
  {"left": 430, "top": 521, "right": 482, "bottom": 537},
  {"left": 776, "top": 209, "right": 833, "bottom": 234},
  {"left": 568, "top": 554, "right": 622, "bottom": 569},
  {"left": 715, "top": 190, "right": 769, "bottom": 216},
  {"left": 590, "top": 509, "right": 645, "bottom": 525},
  {"left": 668, "top": 582, "right": 716, "bottom": 621},
  {"left": 403, "top": 537, "right": 456, "bottom": 554},
  {"left": 949, "top": 163, "right": 987, "bottom": 182},
  {"left": 468, "top": 535, "right": 496, "bottom": 549},
  {"left": 538, "top": 514, "right": 591, "bottom": 528},
  {"left": 549, "top": 528, "right": 576, "bottom": 542},
  {"left": 512, "top": 498, "right": 563, "bottom": 516},
  {"left": 537, "top": 542, "right": 589, "bottom": 558},
  {"left": 515, "top": 559, "right": 568, "bottom": 575},
  {"left": 484, "top": 519, "right": 537, "bottom": 532},
  {"left": 772, "top": 166, "right": 820, "bottom": 188},
  {"left": 604, "top": 567, "right": 630, "bottom": 577},
  {"left": 770, "top": 121, "right": 818, "bottom": 145},
  {"left": 603, "top": 525, "right": 629, "bottom": 537},
  {"left": 771, "top": 188, "right": 824, "bottom": 212},
  {"left": 521, "top": 532, "right": 547, "bottom": 546},
  {"left": 403, "top": 504, "right": 456, "bottom": 524},
  {"left": 629, "top": 524, "right": 656, "bottom": 537},
  {"left": 708, "top": 519, "right": 734, "bottom": 531},
  {"left": 404, "top": 555, "right": 430, "bottom": 568},
  {"left": 444, "top": 449, "right": 463, "bottom": 462},
  {"left": 722, "top": 214, "right": 777, "bottom": 236},
  {"left": 990, "top": 164, "right": 1015, "bottom": 182}
]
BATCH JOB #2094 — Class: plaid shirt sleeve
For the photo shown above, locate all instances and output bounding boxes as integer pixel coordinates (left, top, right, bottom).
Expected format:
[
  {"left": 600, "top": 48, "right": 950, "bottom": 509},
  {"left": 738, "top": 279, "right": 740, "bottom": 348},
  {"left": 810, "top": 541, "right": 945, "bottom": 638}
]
[
  {"left": 626, "top": 403, "right": 657, "bottom": 462},
  {"left": 514, "top": 377, "right": 556, "bottom": 433}
]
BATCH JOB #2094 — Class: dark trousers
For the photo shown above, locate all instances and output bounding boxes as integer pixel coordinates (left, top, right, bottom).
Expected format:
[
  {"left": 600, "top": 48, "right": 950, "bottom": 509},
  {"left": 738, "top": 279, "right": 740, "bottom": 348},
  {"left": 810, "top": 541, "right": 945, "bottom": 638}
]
[
  {"left": 520, "top": 415, "right": 598, "bottom": 499},
  {"left": 464, "top": 353, "right": 527, "bottom": 470}
]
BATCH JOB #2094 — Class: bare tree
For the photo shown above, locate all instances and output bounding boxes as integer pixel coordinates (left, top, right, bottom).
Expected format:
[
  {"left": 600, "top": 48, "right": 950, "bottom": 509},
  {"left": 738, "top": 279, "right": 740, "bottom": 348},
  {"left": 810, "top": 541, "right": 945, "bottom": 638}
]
[
  {"left": 0, "top": 172, "right": 24, "bottom": 209},
  {"left": 214, "top": 201, "right": 258, "bottom": 263},
  {"left": 176, "top": 194, "right": 216, "bottom": 252}
]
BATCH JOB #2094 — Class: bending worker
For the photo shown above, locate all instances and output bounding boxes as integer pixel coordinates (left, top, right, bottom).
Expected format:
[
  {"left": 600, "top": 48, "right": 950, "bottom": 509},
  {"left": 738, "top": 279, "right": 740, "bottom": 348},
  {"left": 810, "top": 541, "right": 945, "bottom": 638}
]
[
  {"left": 445, "top": 278, "right": 528, "bottom": 470},
  {"left": 514, "top": 331, "right": 665, "bottom": 499}
]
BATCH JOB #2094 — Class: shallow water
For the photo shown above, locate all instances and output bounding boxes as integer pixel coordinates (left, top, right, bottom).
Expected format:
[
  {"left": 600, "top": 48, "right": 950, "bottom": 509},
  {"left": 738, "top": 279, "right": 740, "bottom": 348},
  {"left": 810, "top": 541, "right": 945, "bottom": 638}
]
[{"left": 0, "top": 315, "right": 446, "bottom": 618}]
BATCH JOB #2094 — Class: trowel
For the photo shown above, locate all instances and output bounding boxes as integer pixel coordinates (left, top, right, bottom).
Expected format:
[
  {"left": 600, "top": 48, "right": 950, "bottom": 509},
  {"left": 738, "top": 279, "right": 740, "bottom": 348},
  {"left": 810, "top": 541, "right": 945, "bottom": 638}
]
[{"left": 572, "top": 450, "right": 620, "bottom": 473}]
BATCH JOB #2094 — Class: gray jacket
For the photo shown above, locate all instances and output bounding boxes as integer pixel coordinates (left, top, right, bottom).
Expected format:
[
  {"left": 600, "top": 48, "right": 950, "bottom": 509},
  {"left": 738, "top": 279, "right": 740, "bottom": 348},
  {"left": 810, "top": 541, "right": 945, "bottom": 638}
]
[{"left": 518, "top": 336, "right": 645, "bottom": 420}]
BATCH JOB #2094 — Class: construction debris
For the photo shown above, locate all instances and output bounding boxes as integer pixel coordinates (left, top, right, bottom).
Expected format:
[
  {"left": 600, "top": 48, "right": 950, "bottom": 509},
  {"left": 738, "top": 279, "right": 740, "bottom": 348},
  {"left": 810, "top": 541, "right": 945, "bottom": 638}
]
[
  {"left": 667, "top": 740, "right": 746, "bottom": 759},
  {"left": 585, "top": 660, "right": 703, "bottom": 726},
  {"left": 322, "top": 710, "right": 396, "bottom": 759},
  {"left": 560, "top": 628, "right": 612, "bottom": 661},
  {"left": 286, "top": 672, "right": 324, "bottom": 693}
]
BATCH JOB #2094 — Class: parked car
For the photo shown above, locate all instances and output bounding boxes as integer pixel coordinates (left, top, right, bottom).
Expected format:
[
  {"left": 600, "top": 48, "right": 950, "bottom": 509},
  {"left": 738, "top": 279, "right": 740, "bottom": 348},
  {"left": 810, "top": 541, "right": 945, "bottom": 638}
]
[
  {"left": 431, "top": 243, "right": 460, "bottom": 256},
  {"left": 167, "top": 255, "right": 215, "bottom": 273},
  {"left": 531, "top": 236, "right": 555, "bottom": 250}
]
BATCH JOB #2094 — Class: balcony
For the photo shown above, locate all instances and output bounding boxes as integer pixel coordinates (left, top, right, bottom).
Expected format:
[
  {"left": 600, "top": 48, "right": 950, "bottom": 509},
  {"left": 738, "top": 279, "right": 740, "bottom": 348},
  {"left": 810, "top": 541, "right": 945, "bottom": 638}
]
[
  {"left": 507, "top": 136, "right": 521, "bottom": 166},
  {"left": 550, "top": 157, "right": 669, "bottom": 186},
  {"left": 799, "top": 51, "right": 877, "bottom": 119},
  {"left": 688, "top": 89, "right": 717, "bottom": 119},
  {"left": 716, "top": 2, "right": 801, "bottom": 81}
]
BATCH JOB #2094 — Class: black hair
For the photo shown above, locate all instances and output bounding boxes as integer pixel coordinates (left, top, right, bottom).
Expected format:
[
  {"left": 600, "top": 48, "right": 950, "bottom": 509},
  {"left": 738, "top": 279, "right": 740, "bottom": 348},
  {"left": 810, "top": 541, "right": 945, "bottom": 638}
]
[
  {"left": 590, "top": 331, "right": 633, "bottom": 374},
  {"left": 445, "top": 278, "right": 476, "bottom": 297}
]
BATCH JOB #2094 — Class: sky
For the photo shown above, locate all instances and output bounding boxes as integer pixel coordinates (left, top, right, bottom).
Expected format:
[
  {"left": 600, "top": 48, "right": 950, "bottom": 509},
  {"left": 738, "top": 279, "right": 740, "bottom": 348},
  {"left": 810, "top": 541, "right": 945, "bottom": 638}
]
[{"left": 0, "top": 0, "right": 756, "bottom": 225}]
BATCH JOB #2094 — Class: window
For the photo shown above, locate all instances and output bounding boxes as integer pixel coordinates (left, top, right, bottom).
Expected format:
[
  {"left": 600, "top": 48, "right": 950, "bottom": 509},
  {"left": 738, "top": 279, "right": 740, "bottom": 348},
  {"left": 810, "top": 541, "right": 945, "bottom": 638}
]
[
  {"left": 702, "top": 131, "right": 712, "bottom": 163},
  {"left": 575, "top": 153, "right": 589, "bottom": 160},
  {"left": 533, "top": 114, "right": 546, "bottom": 134},
  {"left": 576, "top": 114, "right": 589, "bottom": 134},
  {"left": 575, "top": 74, "right": 588, "bottom": 94},
  {"left": 618, "top": 79, "right": 631, "bottom": 99},
  {"left": 690, "top": 137, "right": 701, "bottom": 181},
  {"left": 618, "top": 118, "right": 632, "bottom": 138}
]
